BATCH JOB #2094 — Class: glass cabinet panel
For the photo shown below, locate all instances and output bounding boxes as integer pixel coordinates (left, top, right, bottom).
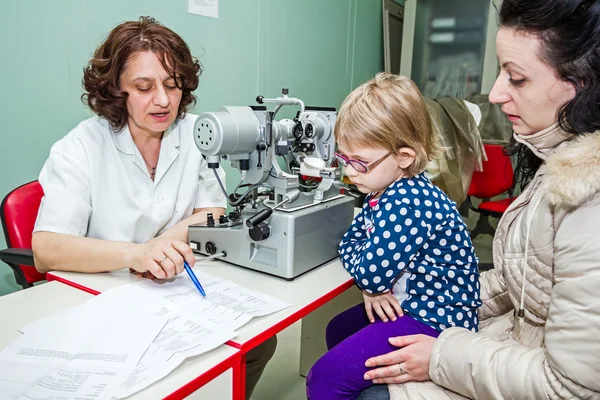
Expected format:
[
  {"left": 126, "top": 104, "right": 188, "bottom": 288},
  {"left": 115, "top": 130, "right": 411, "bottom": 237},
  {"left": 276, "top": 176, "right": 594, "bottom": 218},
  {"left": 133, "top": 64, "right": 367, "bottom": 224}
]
[{"left": 411, "top": 0, "right": 491, "bottom": 98}]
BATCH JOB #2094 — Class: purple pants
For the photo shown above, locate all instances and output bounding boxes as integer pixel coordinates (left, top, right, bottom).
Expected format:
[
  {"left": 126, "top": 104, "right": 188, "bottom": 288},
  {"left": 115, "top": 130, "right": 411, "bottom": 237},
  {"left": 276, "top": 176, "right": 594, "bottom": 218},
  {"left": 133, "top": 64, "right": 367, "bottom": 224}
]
[{"left": 306, "top": 303, "right": 440, "bottom": 400}]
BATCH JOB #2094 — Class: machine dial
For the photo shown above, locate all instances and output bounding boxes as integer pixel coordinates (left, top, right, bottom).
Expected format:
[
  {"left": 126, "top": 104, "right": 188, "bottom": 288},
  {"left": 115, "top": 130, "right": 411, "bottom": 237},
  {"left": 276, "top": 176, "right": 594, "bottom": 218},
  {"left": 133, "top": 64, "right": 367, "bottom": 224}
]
[{"left": 249, "top": 222, "right": 271, "bottom": 242}]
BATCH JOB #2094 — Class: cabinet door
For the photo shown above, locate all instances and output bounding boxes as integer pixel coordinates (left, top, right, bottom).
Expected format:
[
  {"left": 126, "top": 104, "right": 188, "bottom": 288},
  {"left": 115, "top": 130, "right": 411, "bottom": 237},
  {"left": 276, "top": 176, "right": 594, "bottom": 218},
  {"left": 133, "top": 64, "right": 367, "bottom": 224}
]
[
  {"left": 383, "top": 0, "right": 405, "bottom": 74},
  {"left": 400, "top": 0, "right": 499, "bottom": 97}
]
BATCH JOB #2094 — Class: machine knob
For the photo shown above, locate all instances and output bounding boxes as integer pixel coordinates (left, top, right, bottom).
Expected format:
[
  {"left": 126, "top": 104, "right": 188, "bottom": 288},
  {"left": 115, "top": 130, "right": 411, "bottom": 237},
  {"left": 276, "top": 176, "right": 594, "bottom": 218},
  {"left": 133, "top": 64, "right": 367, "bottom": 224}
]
[
  {"left": 249, "top": 222, "right": 271, "bottom": 242},
  {"left": 205, "top": 241, "right": 217, "bottom": 255},
  {"left": 246, "top": 209, "right": 272, "bottom": 228},
  {"left": 219, "top": 215, "right": 228, "bottom": 224},
  {"left": 206, "top": 213, "right": 215, "bottom": 227}
]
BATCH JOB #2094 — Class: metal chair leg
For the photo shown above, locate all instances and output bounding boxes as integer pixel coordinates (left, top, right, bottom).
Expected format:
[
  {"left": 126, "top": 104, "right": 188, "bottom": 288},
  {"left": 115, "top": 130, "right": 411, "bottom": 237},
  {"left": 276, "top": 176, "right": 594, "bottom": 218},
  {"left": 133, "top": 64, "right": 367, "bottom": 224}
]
[{"left": 470, "top": 213, "right": 496, "bottom": 240}]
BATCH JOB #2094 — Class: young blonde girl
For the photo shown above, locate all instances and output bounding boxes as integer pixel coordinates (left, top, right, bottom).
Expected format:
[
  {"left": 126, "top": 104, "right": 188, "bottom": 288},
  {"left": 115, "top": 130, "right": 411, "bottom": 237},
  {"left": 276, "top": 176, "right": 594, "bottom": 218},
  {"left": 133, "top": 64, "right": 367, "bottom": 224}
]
[{"left": 306, "top": 73, "right": 481, "bottom": 399}]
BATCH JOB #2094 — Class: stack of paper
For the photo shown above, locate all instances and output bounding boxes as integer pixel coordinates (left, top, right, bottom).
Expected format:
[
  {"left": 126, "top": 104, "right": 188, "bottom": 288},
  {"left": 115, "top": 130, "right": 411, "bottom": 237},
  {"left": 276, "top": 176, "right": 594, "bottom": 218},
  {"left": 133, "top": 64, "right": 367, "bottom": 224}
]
[
  {"left": 0, "top": 270, "right": 291, "bottom": 399},
  {"left": 0, "top": 305, "right": 165, "bottom": 400}
]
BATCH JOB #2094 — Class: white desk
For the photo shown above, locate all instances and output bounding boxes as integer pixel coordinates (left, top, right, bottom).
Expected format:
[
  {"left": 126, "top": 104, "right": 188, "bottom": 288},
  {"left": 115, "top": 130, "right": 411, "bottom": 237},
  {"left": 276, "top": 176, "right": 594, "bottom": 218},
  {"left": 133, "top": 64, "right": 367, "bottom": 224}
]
[
  {"left": 0, "top": 281, "right": 239, "bottom": 399},
  {"left": 48, "top": 258, "right": 354, "bottom": 399},
  {"left": 0, "top": 281, "right": 91, "bottom": 341}
]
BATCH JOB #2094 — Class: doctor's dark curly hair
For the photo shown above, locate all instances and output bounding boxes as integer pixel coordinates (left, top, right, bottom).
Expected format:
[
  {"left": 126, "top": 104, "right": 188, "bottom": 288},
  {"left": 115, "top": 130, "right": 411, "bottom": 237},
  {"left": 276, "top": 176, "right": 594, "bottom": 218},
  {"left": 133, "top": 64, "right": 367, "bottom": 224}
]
[
  {"left": 498, "top": 0, "right": 600, "bottom": 188},
  {"left": 82, "top": 16, "right": 202, "bottom": 131}
]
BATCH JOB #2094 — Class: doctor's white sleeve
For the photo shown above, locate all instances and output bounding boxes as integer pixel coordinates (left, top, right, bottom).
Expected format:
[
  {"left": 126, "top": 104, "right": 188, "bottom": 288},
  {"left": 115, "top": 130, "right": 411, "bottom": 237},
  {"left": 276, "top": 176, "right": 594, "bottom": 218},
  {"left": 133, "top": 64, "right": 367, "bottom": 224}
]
[{"left": 34, "top": 135, "right": 92, "bottom": 237}]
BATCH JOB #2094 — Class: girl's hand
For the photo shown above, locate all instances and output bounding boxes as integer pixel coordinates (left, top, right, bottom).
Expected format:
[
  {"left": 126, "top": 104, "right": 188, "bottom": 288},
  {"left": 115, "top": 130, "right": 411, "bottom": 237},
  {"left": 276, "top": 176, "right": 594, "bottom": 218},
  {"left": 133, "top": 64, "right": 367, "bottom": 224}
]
[{"left": 363, "top": 291, "right": 404, "bottom": 323}]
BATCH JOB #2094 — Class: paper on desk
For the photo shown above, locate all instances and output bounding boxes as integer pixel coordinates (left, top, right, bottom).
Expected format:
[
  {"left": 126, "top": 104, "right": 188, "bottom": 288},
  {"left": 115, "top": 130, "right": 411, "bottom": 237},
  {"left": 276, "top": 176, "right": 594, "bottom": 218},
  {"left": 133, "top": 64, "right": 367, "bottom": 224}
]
[
  {"left": 205, "top": 285, "right": 292, "bottom": 316},
  {"left": 18, "top": 284, "right": 168, "bottom": 335},
  {"left": 132, "top": 271, "right": 237, "bottom": 304},
  {"left": 115, "top": 343, "right": 182, "bottom": 399},
  {"left": 179, "top": 299, "right": 253, "bottom": 331},
  {"left": 0, "top": 309, "right": 164, "bottom": 400},
  {"left": 15, "top": 271, "right": 289, "bottom": 398},
  {"left": 115, "top": 304, "right": 236, "bottom": 398},
  {"left": 133, "top": 271, "right": 292, "bottom": 317},
  {"left": 17, "top": 284, "right": 239, "bottom": 399}
]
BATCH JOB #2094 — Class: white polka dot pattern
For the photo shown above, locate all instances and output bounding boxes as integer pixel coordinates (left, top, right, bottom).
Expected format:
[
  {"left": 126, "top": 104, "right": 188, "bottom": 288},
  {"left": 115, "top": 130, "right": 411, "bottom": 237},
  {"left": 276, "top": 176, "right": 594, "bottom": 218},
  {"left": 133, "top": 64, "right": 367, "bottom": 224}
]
[{"left": 339, "top": 173, "right": 481, "bottom": 332}]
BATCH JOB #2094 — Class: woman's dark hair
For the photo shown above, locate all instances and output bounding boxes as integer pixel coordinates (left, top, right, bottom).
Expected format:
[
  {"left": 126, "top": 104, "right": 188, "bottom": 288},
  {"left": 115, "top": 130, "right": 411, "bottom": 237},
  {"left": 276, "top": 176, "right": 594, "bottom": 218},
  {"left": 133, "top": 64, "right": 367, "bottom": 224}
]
[
  {"left": 498, "top": 0, "right": 600, "bottom": 188},
  {"left": 82, "top": 16, "right": 202, "bottom": 131}
]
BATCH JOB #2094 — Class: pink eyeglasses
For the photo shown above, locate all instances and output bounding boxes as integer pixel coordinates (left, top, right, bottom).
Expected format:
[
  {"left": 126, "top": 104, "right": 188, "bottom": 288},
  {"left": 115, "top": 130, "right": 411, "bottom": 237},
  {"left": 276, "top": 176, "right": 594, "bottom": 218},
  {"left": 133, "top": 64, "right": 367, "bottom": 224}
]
[{"left": 333, "top": 150, "right": 393, "bottom": 173}]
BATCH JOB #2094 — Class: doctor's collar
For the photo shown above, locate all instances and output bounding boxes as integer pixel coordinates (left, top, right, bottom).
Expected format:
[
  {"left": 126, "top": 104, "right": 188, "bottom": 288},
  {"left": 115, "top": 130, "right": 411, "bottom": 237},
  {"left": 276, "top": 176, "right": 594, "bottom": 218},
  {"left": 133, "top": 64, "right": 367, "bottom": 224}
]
[{"left": 113, "top": 120, "right": 180, "bottom": 155}]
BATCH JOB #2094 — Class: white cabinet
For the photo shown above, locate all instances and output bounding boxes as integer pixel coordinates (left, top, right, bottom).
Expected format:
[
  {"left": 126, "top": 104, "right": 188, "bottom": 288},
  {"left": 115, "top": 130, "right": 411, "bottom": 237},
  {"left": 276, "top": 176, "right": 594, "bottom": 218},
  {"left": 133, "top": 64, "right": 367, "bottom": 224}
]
[{"left": 396, "top": 0, "right": 499, "bottom": 96}]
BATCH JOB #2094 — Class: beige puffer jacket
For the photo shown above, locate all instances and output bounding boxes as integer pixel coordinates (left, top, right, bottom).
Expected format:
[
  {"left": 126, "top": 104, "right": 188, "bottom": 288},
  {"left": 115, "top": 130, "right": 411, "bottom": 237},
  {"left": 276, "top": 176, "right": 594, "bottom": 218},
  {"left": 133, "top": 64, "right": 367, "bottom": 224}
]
[{"left": 389, "top": 132, "right": 600, "bottom": 400}]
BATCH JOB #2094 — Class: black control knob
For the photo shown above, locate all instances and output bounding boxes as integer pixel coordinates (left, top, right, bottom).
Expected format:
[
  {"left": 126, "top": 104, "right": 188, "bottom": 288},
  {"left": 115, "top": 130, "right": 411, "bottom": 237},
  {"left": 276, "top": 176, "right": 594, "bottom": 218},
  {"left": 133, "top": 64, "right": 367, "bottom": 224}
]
[
  {"left": 206, "top": 213, "right": 215, "bottom": 227},
  {"left": 205, "top": 241, "right": 217, "bottom": 255},
  {"left": 246, "top": 209, "right": 272, "bottom": 228},
  {"left": 249, "top": 222, "right": 271, "bottom": 242},
  {"left": 219, "top": 215, "right": 228, "bottom": 224}
]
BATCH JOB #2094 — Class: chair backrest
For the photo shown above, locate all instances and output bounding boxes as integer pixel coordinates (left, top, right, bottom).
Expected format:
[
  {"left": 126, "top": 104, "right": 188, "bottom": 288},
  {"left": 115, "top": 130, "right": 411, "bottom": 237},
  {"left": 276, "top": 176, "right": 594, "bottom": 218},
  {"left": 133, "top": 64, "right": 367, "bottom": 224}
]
[
  {"left": 468, "top": 144, "right": 514, "bottom": 199},
  {"left": 1, "top": 181, "right": 46, "bottom": 284}
]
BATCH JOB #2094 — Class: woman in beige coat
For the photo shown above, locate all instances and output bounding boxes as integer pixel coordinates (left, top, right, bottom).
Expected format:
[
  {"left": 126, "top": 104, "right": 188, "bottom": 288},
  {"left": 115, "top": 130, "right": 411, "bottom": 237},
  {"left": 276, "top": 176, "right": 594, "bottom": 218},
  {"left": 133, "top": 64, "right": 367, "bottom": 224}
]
[{"left": 359, "top": 0, "right": 600, "bottom": 399}]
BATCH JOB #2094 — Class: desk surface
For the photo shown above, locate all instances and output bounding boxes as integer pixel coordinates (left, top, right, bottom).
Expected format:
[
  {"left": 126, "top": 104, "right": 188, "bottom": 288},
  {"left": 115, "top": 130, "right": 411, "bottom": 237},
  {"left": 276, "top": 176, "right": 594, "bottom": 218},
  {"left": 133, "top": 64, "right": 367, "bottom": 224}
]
[
  {"left": 48, "top": 258, "right": 354, "bottom": 351},
  {"left": 0, "top": 281, "right": 91, "bottom": 346},
  {"left": 0, "top": 281, "right": 239, "bottom": 399}
]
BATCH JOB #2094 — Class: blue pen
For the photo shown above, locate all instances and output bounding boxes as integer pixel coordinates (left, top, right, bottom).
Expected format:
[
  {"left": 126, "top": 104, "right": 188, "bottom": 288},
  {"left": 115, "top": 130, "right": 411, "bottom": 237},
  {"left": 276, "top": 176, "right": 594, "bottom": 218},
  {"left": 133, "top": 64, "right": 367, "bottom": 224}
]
[{"left": 183, "top": 260, "right": 206, "bottom": 297}]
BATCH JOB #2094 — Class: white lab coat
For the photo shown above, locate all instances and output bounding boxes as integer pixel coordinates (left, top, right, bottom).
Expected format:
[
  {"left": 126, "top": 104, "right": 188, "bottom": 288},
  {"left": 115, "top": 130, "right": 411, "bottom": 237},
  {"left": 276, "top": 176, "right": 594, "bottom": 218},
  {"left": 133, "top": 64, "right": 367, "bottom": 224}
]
[{"left": 34, "top": 114, "right": 226, "bottom": 243}]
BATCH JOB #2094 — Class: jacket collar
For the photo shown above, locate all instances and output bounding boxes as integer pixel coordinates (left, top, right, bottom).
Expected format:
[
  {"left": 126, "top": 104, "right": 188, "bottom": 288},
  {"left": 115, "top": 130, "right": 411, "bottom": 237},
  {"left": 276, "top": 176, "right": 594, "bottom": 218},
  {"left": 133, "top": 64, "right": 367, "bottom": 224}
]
[
  {"left": 513, "top": 123, "right": 574, "bottom": 160},
  {"left": 544, "top": 131, "right": 600, "bottom": 208}
]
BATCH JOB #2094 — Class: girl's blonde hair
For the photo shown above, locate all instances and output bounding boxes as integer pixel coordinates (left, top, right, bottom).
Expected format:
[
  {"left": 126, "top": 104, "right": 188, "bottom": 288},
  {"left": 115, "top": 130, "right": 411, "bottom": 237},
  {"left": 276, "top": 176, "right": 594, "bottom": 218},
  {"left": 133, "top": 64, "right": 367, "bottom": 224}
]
[{"left": 335, "top": 73, "right": 440, "bottom": 177}]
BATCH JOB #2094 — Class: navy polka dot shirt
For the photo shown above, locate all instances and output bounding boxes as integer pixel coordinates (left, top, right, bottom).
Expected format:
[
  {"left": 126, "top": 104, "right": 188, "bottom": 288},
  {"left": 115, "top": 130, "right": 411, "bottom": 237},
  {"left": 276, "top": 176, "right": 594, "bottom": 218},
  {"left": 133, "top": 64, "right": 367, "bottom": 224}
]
[{"left": 339, "top": 174, "right": 482, "bottom": 332}]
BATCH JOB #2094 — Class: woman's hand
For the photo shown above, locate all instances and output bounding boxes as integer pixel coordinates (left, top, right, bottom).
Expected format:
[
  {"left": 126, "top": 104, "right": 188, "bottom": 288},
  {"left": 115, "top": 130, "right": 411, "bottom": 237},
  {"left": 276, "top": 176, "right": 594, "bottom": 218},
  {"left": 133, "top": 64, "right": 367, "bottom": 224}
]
[
  {"left": 129, "top": 237, "right": 196, "bottom": 280},
  {"left": 363, "top": 334, "right": 436, "bottom": 384},
  {"left": 363, "top": 291, "right": 404, "bottom": 323}
]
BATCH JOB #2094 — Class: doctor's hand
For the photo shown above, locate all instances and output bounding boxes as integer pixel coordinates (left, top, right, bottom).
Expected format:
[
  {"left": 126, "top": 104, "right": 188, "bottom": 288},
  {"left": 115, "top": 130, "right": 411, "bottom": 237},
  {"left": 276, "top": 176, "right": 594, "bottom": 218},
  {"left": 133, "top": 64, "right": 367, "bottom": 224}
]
[
  {"left": 363, "top": 334, "right": 436, "bottom": 384},
  {"left": 363, "top": 291, "right": 404, "bottom": 323},
  {"left": 129, "top": 238, "right": 196, "bottom": 280}
]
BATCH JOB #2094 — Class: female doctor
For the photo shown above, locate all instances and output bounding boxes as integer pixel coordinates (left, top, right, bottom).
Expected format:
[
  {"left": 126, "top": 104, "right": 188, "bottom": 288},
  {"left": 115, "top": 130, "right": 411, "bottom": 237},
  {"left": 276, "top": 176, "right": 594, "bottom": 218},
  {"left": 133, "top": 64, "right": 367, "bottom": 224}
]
[{"left": 31, "top": 17, "right": 275, "bottom": 399}]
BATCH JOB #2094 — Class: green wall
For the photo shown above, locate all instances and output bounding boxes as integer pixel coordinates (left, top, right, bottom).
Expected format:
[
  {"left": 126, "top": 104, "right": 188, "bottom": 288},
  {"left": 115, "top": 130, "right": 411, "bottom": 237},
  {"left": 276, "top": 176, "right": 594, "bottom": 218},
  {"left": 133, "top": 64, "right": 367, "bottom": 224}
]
[{"left": 0, "top": 0, "right": 383, "bottom": 295}]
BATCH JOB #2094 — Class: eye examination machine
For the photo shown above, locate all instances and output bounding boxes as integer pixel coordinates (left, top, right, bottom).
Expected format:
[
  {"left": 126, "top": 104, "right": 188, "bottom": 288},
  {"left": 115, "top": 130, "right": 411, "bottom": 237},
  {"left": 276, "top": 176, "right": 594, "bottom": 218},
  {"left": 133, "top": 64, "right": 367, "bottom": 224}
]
[{"left": 188, "top": 89, "right": 354, "bottom": 279}]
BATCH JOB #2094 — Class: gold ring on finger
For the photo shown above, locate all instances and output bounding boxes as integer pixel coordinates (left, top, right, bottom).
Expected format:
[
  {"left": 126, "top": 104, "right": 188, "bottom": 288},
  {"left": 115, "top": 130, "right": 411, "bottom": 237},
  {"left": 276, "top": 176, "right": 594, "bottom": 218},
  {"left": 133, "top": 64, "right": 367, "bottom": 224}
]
[{"left": 158, "top": 255, "right": 168, "bottom": 263}]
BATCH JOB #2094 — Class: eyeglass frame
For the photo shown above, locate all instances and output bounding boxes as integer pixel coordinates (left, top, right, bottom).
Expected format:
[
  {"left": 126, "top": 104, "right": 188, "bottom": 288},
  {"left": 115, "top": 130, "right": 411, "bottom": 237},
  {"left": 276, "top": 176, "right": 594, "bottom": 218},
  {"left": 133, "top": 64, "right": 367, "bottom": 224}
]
[{"left": 333, "top": 150, "right": 394, "bottom": 174}]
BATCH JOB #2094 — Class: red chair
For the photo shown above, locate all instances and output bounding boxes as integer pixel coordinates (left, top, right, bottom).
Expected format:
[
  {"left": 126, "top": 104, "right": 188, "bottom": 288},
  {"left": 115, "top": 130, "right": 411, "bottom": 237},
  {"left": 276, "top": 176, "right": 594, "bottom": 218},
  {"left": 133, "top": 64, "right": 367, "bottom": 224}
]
[
  {"left": 0, "top": 181, "right": 46, "bottom": 289},
  {"left": 466, "top": 144, "right": 517, "bottom": 241}
]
